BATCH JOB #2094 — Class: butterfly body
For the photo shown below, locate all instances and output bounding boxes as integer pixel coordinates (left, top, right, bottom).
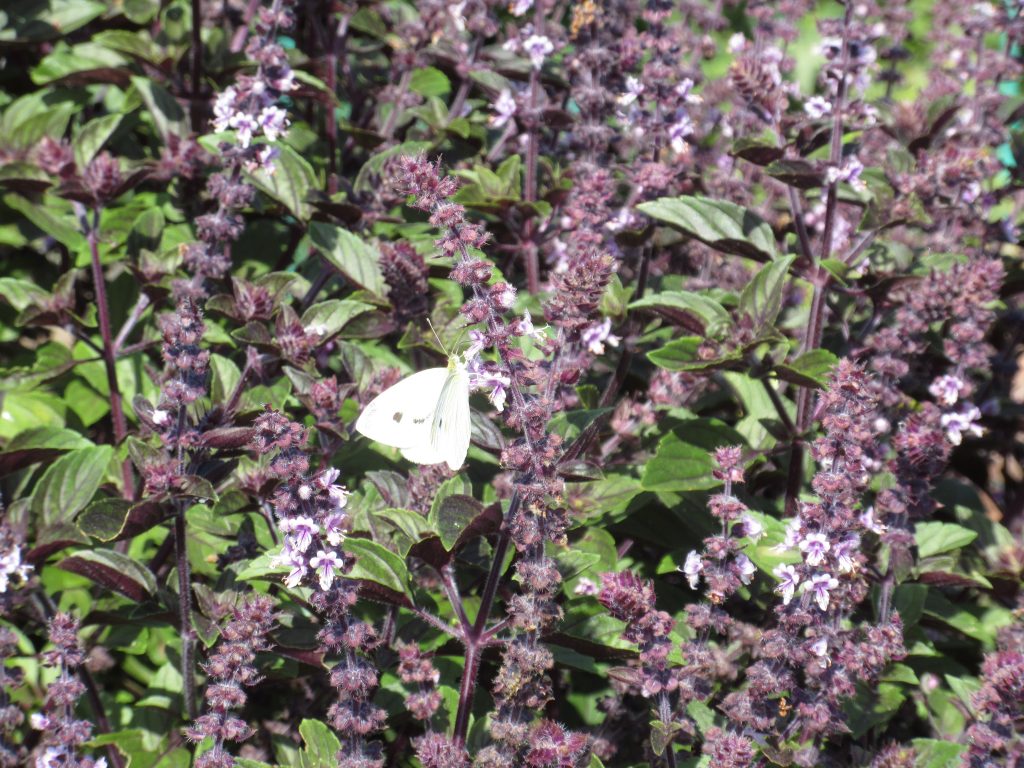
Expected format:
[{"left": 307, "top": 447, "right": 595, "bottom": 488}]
[{"left": 355, "top": 355, "right": 472, "bottom": 471}]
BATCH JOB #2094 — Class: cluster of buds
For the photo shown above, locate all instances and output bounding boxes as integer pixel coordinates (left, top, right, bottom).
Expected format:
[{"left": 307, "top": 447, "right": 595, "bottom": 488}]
[
  {"left": 681, "top": 446, "right": 762, "bottom": 603},
  {"left": 30, "top": 615, "right": 107, "bottom": 768},
  {"left": 251, "top": 410, "right": 350, "bottom": 591},
  {"left": 185, "top": 595, "right": 278, "bottom": 768}
]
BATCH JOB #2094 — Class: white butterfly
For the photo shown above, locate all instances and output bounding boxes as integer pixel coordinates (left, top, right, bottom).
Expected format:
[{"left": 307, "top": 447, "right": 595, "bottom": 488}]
[{"left": 355, "top": 354, "right": 472, "bottom": 471}]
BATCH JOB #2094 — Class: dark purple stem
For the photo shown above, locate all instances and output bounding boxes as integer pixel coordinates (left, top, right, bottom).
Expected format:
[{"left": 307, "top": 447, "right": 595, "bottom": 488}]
[
  {"left": 86, "top": 207, "right": 134, "bottom": 499},
  {"left": 452, "top": 496, "right": 515, "bottom": 746}
]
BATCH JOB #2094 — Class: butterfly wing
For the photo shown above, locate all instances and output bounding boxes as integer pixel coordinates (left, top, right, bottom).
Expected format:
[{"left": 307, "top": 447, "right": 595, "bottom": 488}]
[
  {"left": 355, "top": 368, "right": 449, "bottom": 451},
  {"left": 429, "top": 361, "right": 472, "bottom": 471}
]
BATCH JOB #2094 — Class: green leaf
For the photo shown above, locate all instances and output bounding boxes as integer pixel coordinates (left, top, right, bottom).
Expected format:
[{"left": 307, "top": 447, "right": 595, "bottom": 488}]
[
  {"left": 629, "top": 291, "right": 732, "bottom": 335},
  {"left": 0, "top": 277, "right": 49, "bottom": 311},
  {"left": 300, "top": 299, "right": 374, "bottom": 339},
  {"left": 130, "top": 75, "right": 187, "bottom": 142},
  {"left": 922, "top": 590, "right": 994, "bottom": 644},
  {"left": 738, "top": 254, "right": 796, "bottom": 331},
  {"left": 730, "top": 134, "right": 784, "bottom": 165},
  {"left": 90, "top": 729, "right": 191, "bottom": 768},
  {"left": 298, "top": 719, "right": 341, "bottom": 768},
  {"left": 209, "top": 354, "right": 242, "bottom": 404},
  {"left": 567, "top": 475, "right": 643, "bottom": 524},
  {"left": 0, "top": 0, "right": 106, "bottom": 41},
  {"left": 649, "top": 719, "right": 681, "bottom": 757},
  {"left": 31, "top": 446, "right": 114, "bottom": 526},
  {"left": 247, "top": 143, "right": 316, "bottom": 222},
  {"left": 764, "top": 158, "right": 825, "bottom": 189},
  {"left": 427, "top": 494, "right": 484, "bottom": 551},
  {"left": 309, "top": 222, "right": 387, "bottom": 298},
  {"left": 3, "top": 193, "right": 85, "bottom": 252},
  {"left": 843, "top": 681, "right": 906, "bottom": 738},
  {"left": 0, "top": 390, "right": 66, "bottom": 438},
  {"left": 375, "top": 508, "right": 435, "bottom": 543},
  {"left": 911, "top": 738, "right": 967, "bottom": 768},
  {"left": 74, "top": 113, "right": 123, "bottom": 169},
  {"left": 235, "top": 549, "right": 290, "bottom": 582},
  {"left": 126, "top": 207, "right": 164, "bottom": 258},
  {"left": 637, "top": 195, "right": 779, "bottom": 262},
  {"left": 686, "top": 700, "right": 716, "bottom": 736},
  {"left": 345, "top": 538, "right": 411, "bottom": 600},
  {"left": 77, "top": 497, "right": 166, "bottom": 542},
  {"left": 641, "top": 419, "right": 746, "bottom": 492},
  {"left": 30, "top": 41, "right": 127, "bottom": 85},
  {"left": 915, "top": 521, "right": 978, "bottom": 559},
  {"left": 647, "top": 337, "right": 744, "bottom": 372},
  {"left": 409, "top": 66, "right": 451, "bottom": 97},
  {"left": 774, "top": 348, "right": 838, "bottom": 388},
  {"left": 57, "top": 548, "right": 157, "bottom": 601},
  {"left": 943, "top": 674, "right": 980, "bottom": 716}
]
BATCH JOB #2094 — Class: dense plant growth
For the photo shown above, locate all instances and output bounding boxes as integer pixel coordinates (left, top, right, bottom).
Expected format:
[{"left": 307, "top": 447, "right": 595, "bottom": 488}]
[{"left": 0, "top": 0, "right": 1022, "bottom": 766}]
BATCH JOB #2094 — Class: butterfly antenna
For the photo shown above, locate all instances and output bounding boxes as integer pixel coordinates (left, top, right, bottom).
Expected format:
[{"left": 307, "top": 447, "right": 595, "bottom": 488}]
[{"left": 426, "top": 318, "right": 448, "bottom": 356}]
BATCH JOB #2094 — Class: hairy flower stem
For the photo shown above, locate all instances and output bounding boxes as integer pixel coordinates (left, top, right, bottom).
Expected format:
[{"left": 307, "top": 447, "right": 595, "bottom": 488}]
[
  {"left": 787, "top": 3, "right": 853, "bottom": 515},
  {"left": 190, "top": 0, "right": 203, "bottom": 130},
  {"left": 174, "top": 502, "right": 198, "bottom": 719},
  {"left": 84, "top": 206, "right": 134, "bottom": 499},
  {"left": 796, "top": 2, "right": 852, "bottom": 431},
  {"left": 323, "top": 11, "right": 349, "bottom": 192},
  {"left": 175, "top": 405, "right": 198, "bottom": 719},
  {"left": 521, "top": 4, "right": 545, "bottom": 295}
]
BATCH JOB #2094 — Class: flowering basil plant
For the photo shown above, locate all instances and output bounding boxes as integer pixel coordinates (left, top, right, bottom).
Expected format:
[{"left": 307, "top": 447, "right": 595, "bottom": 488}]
[{"left": 0, "top": 0, "right": 1022, "bottom": 767}]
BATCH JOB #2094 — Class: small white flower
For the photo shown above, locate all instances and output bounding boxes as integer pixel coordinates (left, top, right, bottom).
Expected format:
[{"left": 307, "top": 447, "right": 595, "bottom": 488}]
[
  {"left": 258, "top": 105, "right": 289, "bottom": 143},
  {"left": 448, "top": 0, "right": 467, "bottom": 31},
  {"left": 804, "top": 95, "right": 833, "bottom": 119},
  {"left": 30, "top": 712, "right": 49, "bottom": 730},
  {"left": 581, "top": 318, "right": 620, "bottom": 356},
  {"left": 574, "top": 577, "right": 598, "bottom": 596},
  {"left": 510, "top": 0, "right": 533, "bottom": 16},
  {"left": 834, "top": 534, "right": 860, "bottom": 574},
  {"left": 859, "top": 506, "right": 886, "bottom": 534},
  {"left": 490, "top": 89, "right": 517, "bottom": 128},
  {"left": 929, "top": 375, "right": 965, "bottom": 407},
  {"left": 735, "top": 553, "right": 757, "bottom": 585},
  {"left": 807, "top": 573, "right": 839, "bottom": 611},
  {"left": 941, "top": 405, "right": 984, "bottom": 446},
  {"left": 825, "top": 157, "right": 865, "bottom": 191},
  {"left": 230, "top": 112, "right": 260, "bottom": 149},
  {"left": 681, "top": 550, "right": 703, "bottom": 589},
  {"left": 780, "top": 517, "right": 803, "bottom": 550},
  {"left": 324, "top": 512, "right": 347, "bottom": 547},
  {"left": 212, "top": 87, "right": 239, "bottom": 132},
  {"left": 328, "top": 483, "right": 349, "bottom": 510},
  {"left": 727, "top": 32, "right": 747, "bottom": 54},
  {"left": 773, "top": 563, "right": 800, "bottom": 605},
  {"left": 152, "top": 409, "right": 170, "bottom": 426},
  {"left": 668, "top": 115, "right": 694, "bottom": 155},
  {"left": 522, "top": 34, "right": 554, "bottom": 70},
  {"left": 617, "top": 76, "right": 644, "bottom": 108},
  {"left": 306, "top": 323, "right": 329, "bottom": 337},
  {"left": 285, "top": 516, "right": 318, "bottom": 553},
  {"left": 809, "top": 637, "right": 830, "bottom": 666},
  {"left": 738, "top": 515, "right": 764, "bottom": 541},
  {"left": 799, "top": 532, "right": 830, "bottom": 567},
  {"left": 310, "top": 550, "right": 343, "bottom": 591},
  {"left": 0, "top": 544, "right": 31, "bottom": 594},
  {"left": 37, "top": 746, "right": 69, "bottom": 768}
]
